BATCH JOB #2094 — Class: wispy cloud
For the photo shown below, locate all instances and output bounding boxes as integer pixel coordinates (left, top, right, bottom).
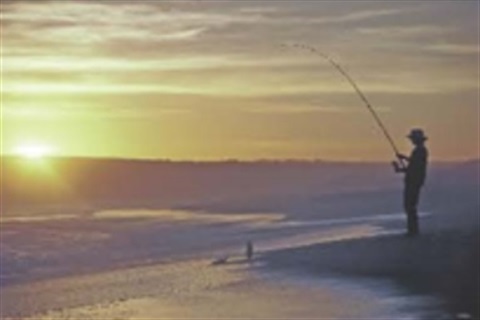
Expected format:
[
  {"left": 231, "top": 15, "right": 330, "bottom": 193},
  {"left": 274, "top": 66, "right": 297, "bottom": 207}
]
[
  {"left": 2, "top": 82, "right": 202, "bottom": 95},
  {"left": 239, "top": 105, "right": 391, "bottom": 115},
  {"left": 2, "top": 1, "right": 478, "bottom": 161},
  {"left": 3, "top": 78, "right": 459, "bottom": 96},
  {"left": 3, "top": 55, "right": 311, "bottom": 72},
  {"left": 356, "top": 25, "right": 455, "bottom": 38},
  {"left": 229, "top": 7, "right": 412, "bottom": 26},
  {"left": 1, "top": 1, "right": 414, "bottom": 59},
  {"left": 423, "top": 43, "right": 480, "bottom": 55},
  {"left": 3, "top": 104, "right": 192, "bottom": 119},
  {"left": 1, "top": 1, "right": 262, "bottom": 48},
  {"left": 239, "top": 7, "right": 280, "bottom": 14},
  {"left": 306, "top": 8, "right": 408, "bottom": 25}
]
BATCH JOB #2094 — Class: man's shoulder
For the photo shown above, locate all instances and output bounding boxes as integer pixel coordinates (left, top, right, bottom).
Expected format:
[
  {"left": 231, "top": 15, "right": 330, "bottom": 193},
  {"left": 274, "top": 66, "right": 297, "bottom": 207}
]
[
  {"left": 414, "top": 146, "right": 428, "bottom": 159},
  {"left": 411, "top": 145, "right": 427, "bottom": 157},
  {"left": 420, "top": 146, "right": 428, "bottom": 155}
]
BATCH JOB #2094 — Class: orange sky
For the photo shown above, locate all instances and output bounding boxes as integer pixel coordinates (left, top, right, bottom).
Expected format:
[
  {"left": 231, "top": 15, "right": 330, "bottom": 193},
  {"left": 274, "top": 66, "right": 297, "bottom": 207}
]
[{"left": 2, "top": 1, "right": 479, "bottom": 161}]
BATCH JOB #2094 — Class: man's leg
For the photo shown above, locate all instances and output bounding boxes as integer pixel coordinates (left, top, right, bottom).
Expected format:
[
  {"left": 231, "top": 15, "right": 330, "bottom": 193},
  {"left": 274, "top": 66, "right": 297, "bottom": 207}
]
[
  {"left": 404, "top": 186, "right": 420, "bottom": 236},
  {"left": 407, "top": 207, "right": 419, "bottom": 235}
]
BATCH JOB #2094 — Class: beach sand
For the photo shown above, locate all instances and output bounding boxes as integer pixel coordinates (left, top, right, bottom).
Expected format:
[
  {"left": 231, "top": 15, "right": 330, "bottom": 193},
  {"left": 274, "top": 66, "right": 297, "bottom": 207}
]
[
  {"left": 1, "top": 184, "right": 478, "bottom": 319},
  {"left": 1, "top": 256, "right": 437, "bottom": 320},
  {"left": 3, "top": 209, "right": 476, "bottom": 319},
  {"left": 261, "top": 207, "right": 480, "bottom": 319}
]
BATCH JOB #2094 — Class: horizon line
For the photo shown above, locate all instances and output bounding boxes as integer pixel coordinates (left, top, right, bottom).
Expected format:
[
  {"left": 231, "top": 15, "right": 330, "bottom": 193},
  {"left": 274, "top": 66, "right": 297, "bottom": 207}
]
[{"left": 2, "top": 154, "right": 479, "bottom": 165}]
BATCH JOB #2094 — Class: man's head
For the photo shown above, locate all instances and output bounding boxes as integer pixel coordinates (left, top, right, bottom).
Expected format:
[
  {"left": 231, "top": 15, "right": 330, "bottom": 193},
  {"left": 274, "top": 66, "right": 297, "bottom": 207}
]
[{"left": 407, "top": 128, "right": 427, "bottom": 146}]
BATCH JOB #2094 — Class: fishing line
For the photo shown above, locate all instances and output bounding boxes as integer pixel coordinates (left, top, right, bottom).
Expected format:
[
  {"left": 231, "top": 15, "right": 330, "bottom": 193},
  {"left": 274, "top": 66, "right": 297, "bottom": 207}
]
[{"left": 282, "top": 43, "right": 403, "bottom": 164}]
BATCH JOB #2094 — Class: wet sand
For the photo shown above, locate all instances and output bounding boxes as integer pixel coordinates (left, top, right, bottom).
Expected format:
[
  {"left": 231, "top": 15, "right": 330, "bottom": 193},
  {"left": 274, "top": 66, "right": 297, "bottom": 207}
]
[
  {"left": 1, "top": 257, "right": 437, "bottom": 320},
  {"left": 261, "top": 207, "right": 480, "bottom": 319},
  {"left": 1, "top": 185, "right": 478, "bottom": 319},
  {"left": 0, "top": 211, "right": 455, "bottom": 320}
]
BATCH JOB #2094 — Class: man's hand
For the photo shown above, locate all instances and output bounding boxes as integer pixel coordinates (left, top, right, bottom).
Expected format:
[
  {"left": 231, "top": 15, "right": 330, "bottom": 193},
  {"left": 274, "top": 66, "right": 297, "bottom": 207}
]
[
  {"left": 396, "top": 153, "right": 409, "bottom": 161},
  {"left": 392, "top": 161, "right": 399, "bottom": 171},
  {"left": 392, "top": 160, "right": 405, "bottom": 173}
]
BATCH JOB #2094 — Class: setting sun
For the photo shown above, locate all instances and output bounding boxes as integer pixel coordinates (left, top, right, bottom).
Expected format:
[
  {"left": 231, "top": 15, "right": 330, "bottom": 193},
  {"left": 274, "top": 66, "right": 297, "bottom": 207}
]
[{"left": 14, "top": 144, "right": 55, "bottom": 159}]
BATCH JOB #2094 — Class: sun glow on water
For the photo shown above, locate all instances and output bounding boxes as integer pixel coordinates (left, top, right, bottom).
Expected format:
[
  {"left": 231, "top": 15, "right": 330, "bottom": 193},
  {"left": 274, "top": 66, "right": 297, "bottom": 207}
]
[{"left": 14, "top": 144, "right": 55, "bottom": 159}]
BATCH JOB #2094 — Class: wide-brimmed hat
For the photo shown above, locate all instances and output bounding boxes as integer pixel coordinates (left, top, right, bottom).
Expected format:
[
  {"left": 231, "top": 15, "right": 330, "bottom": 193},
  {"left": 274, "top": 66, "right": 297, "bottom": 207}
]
[{"left": 407, "top": 128, "right": 428, "bottom": 141}]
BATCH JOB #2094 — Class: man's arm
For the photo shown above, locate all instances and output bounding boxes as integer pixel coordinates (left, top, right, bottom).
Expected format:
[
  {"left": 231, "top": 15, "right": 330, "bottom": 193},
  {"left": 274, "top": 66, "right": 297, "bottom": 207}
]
[
  {"left": 392, "top": 152, "right": 409, "bottom": 173},
  {"left": 392, "top": 160, "right": 406, "bottom": 173},
  {"left": 396, "top": 153, "right": 410, "bottom": 162}
]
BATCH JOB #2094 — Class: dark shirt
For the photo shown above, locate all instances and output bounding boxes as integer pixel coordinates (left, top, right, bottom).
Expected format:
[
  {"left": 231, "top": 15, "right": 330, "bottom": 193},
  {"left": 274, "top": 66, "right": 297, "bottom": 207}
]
[{"left": 405, "top": 145, "right": 428, "bottom": 187}]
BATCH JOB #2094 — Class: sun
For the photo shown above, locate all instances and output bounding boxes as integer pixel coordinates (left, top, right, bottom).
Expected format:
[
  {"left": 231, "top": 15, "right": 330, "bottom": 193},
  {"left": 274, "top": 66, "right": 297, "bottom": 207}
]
[{"left": 15, "top": 144, "right": 55, "bottom": 159}]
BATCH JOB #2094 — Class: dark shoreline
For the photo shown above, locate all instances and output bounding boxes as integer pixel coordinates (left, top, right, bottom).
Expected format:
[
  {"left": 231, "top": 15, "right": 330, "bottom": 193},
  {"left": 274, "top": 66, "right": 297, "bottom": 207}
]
[{"left": 259, "top": 215, "right": 479, "bottom": 319}]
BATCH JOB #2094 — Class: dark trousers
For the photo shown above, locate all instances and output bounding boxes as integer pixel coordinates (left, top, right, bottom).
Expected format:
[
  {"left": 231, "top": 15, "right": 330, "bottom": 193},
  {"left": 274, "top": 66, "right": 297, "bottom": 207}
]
[{"left": 403, "top": 184, "right": 422, "bottom": 235}]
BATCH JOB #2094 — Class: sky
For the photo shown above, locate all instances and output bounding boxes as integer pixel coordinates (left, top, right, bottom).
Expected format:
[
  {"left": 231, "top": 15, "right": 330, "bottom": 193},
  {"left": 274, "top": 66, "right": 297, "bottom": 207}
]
[{"left": 1, "top": 0, "right": 479, "bottom": 161}]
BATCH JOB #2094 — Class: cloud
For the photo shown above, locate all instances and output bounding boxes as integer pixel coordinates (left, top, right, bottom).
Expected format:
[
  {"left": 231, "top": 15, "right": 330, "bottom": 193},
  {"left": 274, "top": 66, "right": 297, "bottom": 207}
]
[
  {"left": 2, "top": 105, "right": 191, "bottom": 120},
  {"left": 3, "top": 54, "right": 314, "bottom": 73},
  {"left": 2, "top": 1, "right": 478, "bottom": 161},
  {"left": 423, "top": 43, "right": 480, "bottom": 55},
  {"left": 1, "top": 1, "right": 263, "bottom": 47},
  {"left": 306, "top": 8, "right": 408, "bottom": 25},
  {"left": 239, "top": 7, "right": 280, "bottom": 14},
  {"left": 356, "top": 25, "right": 455, "bottom": 38},
  {"left": 158, "top": 27, "right": 208, "bottom": 41},
  {"left": 2, "top": 82, "right": 201, "bottom": 95},
  {"left": 3, "top": 56, "right": 229, "bottom": 72},
  {"left": 239, "top": 105, "right": 391, "bottom": 115},
  {"left": 3, "top": 78, "right": 456, "bottom": 96},
  {"left": 1, "top": 1, "right": 414, "bottom": 58},
  {"left": 2, "top": 2, "right": 478, "bottom": 98},
  {"left": 2, "top": 99, "right": 193, "bottom": 119}
]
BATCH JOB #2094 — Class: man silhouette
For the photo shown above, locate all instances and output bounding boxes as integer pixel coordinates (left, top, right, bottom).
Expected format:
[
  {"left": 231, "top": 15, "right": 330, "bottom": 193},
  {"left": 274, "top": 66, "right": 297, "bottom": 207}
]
[{"left": 393, "top": 129, "right": 429, "bottom": 236}]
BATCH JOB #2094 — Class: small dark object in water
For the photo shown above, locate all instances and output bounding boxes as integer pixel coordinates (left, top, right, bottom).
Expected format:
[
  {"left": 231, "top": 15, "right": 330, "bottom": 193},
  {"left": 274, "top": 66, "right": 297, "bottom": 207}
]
[
  {"left": 211, "top": 256, "right": 229, "bottom": 266},
  {"left": 246, "top": 241, "right": 253, "bottom": 261}
]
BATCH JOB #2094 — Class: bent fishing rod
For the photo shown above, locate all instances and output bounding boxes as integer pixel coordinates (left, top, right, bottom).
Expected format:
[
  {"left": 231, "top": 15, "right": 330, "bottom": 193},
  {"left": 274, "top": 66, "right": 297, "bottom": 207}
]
[{"left": 284, "top": 43, "right": 404, "bottom": 167}]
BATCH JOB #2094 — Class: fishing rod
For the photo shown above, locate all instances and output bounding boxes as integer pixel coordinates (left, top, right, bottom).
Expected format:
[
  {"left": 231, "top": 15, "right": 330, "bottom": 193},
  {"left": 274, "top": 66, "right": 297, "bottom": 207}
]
[{"left": 284, "top": 43, "right": 404, "bottom": 166}]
